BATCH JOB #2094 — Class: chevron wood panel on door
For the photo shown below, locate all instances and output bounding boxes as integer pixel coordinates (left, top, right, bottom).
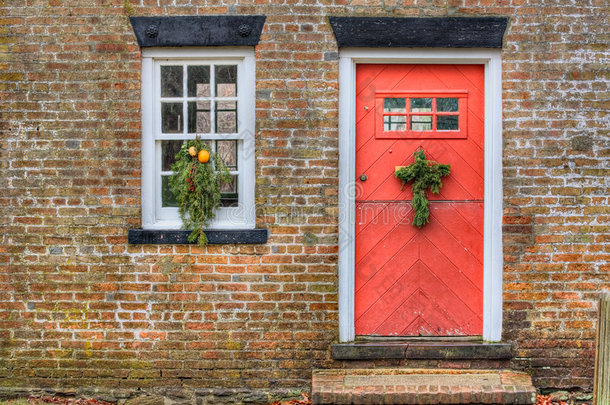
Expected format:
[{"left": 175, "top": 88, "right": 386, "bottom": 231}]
[
  {"left": 354, "top": 202, "right": 483, "bottom": 336},
  {"left": 355, "top": 64, "right": 484, "bottom": 202},
  {"left": 354, "top": 64, "right": 484, "bottom": 337}
]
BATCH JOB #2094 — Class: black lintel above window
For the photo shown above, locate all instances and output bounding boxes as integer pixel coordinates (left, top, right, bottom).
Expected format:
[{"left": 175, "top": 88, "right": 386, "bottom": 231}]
[
  {"left": 129, "top": 15, "right": 266, "bottom": 47},
  {"left": 329, "top": 16, "right": 509, "bottom": 48}
]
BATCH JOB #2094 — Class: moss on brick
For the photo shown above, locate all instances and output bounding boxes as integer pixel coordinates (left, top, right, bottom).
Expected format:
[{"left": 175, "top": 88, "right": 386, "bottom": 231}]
[{"left": 0, "top": 0, "right": 606, "bottom": 399}]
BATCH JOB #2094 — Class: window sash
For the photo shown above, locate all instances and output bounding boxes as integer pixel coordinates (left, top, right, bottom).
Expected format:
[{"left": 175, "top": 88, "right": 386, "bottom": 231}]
[{"left": 141, "top": 49, "right": 255, "bottom": 230}]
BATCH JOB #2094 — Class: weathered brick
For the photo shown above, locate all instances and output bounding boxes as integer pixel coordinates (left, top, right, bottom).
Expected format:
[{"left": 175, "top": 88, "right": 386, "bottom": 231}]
[{"left": 0, "top": 0, "right": 607, "bottom": 401}]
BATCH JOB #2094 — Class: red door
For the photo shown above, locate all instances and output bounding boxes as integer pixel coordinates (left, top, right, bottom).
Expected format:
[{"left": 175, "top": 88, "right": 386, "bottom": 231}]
[{"left": 354, "top": 64, "right": 484, "bottom": 336}]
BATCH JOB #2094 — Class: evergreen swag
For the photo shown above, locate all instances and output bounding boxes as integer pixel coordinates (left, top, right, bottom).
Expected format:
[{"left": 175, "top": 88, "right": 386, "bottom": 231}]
[
  {"left": 395, "top": 149, "right": 451, "bottom": 228},
  {"left": 168, "top": 139, "right": 231, "bottom": 245}
]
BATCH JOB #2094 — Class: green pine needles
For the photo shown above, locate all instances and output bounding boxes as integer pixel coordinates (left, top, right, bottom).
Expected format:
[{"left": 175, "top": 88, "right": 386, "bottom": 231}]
[
  {"left": 168, "top": 139, "right": 232, "bottom": 245},
  {"left": 395, "top": 149, "right": 451, "bottom": 228}
]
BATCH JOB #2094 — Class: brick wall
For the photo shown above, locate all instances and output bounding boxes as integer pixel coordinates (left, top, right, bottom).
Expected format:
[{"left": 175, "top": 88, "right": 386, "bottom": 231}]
[
  {"left": 1, "top": 0, "right": 608, "bottom": 402},
  {"left": 500, "top": 0, "right": 608, "bottom": 390}
]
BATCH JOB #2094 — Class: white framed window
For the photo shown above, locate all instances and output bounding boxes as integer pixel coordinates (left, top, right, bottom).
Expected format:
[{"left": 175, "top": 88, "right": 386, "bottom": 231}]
[{"left": 140, "top": 48, "right": 255, "bottom": 230}]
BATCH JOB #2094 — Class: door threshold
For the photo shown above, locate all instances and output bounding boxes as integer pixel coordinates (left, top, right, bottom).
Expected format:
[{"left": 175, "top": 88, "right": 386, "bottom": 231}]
[
  {"left": 355, "top": 335, "right": 483, "bottom": 342},
  {"left": 332, "top": 339, "right": 511, "bottom": 360}
]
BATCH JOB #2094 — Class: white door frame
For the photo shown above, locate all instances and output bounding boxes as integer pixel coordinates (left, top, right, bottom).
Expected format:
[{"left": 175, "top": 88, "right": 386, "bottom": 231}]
[{"left": 337, "top": 48, "right": 503, "bottom": 342}]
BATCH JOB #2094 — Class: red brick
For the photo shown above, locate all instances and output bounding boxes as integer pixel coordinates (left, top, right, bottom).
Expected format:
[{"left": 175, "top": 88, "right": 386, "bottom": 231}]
[{"left": 0, "top": 0, "right": 606, "bottom": 400}]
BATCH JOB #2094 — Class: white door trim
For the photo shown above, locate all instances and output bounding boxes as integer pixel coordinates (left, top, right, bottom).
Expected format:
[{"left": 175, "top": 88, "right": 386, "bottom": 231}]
[{"left": 337, "top": 48, "right": 503, "bottom": 342}]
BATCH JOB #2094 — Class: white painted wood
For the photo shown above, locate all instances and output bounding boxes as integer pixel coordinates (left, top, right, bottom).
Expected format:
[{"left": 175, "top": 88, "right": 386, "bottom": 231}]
[
  {"left": 340, "top": 48, "right": 501, "bottom": 63},
  {"left": 337, "top": 48, "right": 503, "bottom": 342},
  {"left": 338, "top": 56, "right": 356, "bottom": 342},
  {"left": 240, "top": 52, "right": 256, "bottom": 228},
  {"left": 142, "top": 47, "right": 254, "bottom": 59},
  {"left": 141, "top": 57, "right": 156, "bottom": 229},
  {"left": 484, "top": 53, "right": 504, "bottom": 342},
  {"left": 141, "top": 49, "right": 255, "bottom": 230}
]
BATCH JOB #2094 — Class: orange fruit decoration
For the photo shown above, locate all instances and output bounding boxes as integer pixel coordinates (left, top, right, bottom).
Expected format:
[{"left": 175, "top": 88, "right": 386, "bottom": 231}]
[
  {"left": 188, "top": 146, "right": 197, "bottom": 157},
  {"left": 197, "top": 149, "right": 210, "bottom": 163}
]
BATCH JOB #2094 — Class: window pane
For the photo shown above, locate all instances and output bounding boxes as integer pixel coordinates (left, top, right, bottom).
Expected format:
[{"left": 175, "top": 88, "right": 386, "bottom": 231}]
[
  {"left": 410, "top": 98, "right": 432, "bottom": 112},
  {"left": 161, "top": 103, "right": 183, "bottom": 133},
  {"left": 215, "top": 65, "right": 237, "bottom": 97},
  {"left": 437, "top": 98, "right": 459, "bottom": 112},
  {"left": 216, "top": 101, "right": 237, "bottom": 133},
  {"left": 437, "top": 115, "right": 459, "bottom": 130},
  {"left": 188, "top": 101, "right": 211, "bottom": 133},
  {"left": 220, "top": 175, "right": 238, "bottom": 207},
  {"left": 162, "top": 140, "right": 183, "bottom": 171},
  {"left": 188, "top": 65, "right": 210, "bottom": 97},
  {"left": 161, "top": 176, "right": 178, "bottom": 207},
  {"left": 411, "top": 115, "right": 432, "bottom": 130},
  {"left": 161, "top": 66, "right": 183, "bottom": 97},
  {"left": 384, "top": 98, "right": 406, "bottom": 112},
  {"left": 384, "top": 115, "right": 406, "bottom": 131},
  {"left": 216, "top": 140, "right": 237, "bottom": 169}
]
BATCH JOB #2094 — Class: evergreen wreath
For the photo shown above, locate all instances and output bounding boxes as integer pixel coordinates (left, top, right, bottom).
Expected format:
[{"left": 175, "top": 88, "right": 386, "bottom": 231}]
[
  {"left": 168, "top": 139, "right": 232, "bottom": 245},
  {"left": 395, "top": 148, "right": 451, "bottom": 228}
]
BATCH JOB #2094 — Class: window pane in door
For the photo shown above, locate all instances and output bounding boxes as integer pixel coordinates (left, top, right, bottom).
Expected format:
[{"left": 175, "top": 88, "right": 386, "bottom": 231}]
[
  {"left": 437, "top": 115, "right": 459, "bottom": 130},
  {"left": 384, "top": 115, "right": 406, "bottom": 131},
  {"left": 410, "top": 98, "right": 432, "bottom": 112},
  {"left": 411, "top": 115, "right": 432, "bottom": 130},
  {"left": 437, "top": 98, "right": 459, "bottom": 112},
  {"left": 384, "top": 98, "right": 406, "bottom": 112}
]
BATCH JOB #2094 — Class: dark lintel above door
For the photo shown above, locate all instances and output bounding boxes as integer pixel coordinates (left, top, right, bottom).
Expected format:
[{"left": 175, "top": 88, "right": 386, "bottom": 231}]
[{"left": 329, "top": 16, "right": 509, "bottom": 48}]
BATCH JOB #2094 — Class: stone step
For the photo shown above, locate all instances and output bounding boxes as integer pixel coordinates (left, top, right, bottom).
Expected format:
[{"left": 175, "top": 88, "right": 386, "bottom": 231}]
[{"left": 311, "top": 368, "right": 536, "bottom": 405}]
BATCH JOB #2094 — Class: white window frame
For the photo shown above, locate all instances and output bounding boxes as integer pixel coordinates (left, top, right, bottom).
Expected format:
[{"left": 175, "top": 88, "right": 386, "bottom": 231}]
[
  {"left": 140, "top": 48, "right": 255, "bottom": 230},
  {"left": 337, "top": 48, "right": 503, "bottom": 342}
]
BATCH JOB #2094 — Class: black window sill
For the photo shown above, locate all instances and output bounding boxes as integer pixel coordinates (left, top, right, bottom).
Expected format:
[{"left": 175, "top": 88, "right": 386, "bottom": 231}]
[
  {"left": 128, "top": 229, "right": 268, "bottom": 245},
  {"left": 331, "top": 340, "right": 512, "bottom": 360}
]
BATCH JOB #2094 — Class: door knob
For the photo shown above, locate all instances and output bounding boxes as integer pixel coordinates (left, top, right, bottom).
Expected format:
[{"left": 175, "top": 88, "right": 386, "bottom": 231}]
[{"left": 359, "top": 174, "right": 367, "bottom": 181}]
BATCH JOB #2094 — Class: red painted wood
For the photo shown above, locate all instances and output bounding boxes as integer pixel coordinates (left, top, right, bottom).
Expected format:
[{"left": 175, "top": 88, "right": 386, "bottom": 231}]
[
  {"left": 355, "top": 64, "right": 484, "bottom": 202},
  {"left": 354, "top": 64, "right": 484, "bottom": 337},
  {"left": 356, "top": 138, "right": 483, "bottom": 201}
]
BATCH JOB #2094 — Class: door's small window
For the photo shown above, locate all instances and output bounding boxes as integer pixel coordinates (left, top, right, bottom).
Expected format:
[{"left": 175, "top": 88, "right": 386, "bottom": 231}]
[{"left": 375, "top": 91, "right": 467, "bottom": 139}]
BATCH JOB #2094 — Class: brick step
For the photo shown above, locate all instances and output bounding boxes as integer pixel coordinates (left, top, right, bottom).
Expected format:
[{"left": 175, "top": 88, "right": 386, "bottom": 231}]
[{"left": 311, "top": 369, "right": 536, "bottom": 405}]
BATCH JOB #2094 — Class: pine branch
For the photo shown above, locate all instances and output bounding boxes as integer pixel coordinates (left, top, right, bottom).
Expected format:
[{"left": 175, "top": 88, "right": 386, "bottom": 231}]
[
  {"left": 394, "top": 149, "right": 451, "bottom": 228},
  {"left": 168, "top": 139, "right": 231, "bottom": 246}
]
